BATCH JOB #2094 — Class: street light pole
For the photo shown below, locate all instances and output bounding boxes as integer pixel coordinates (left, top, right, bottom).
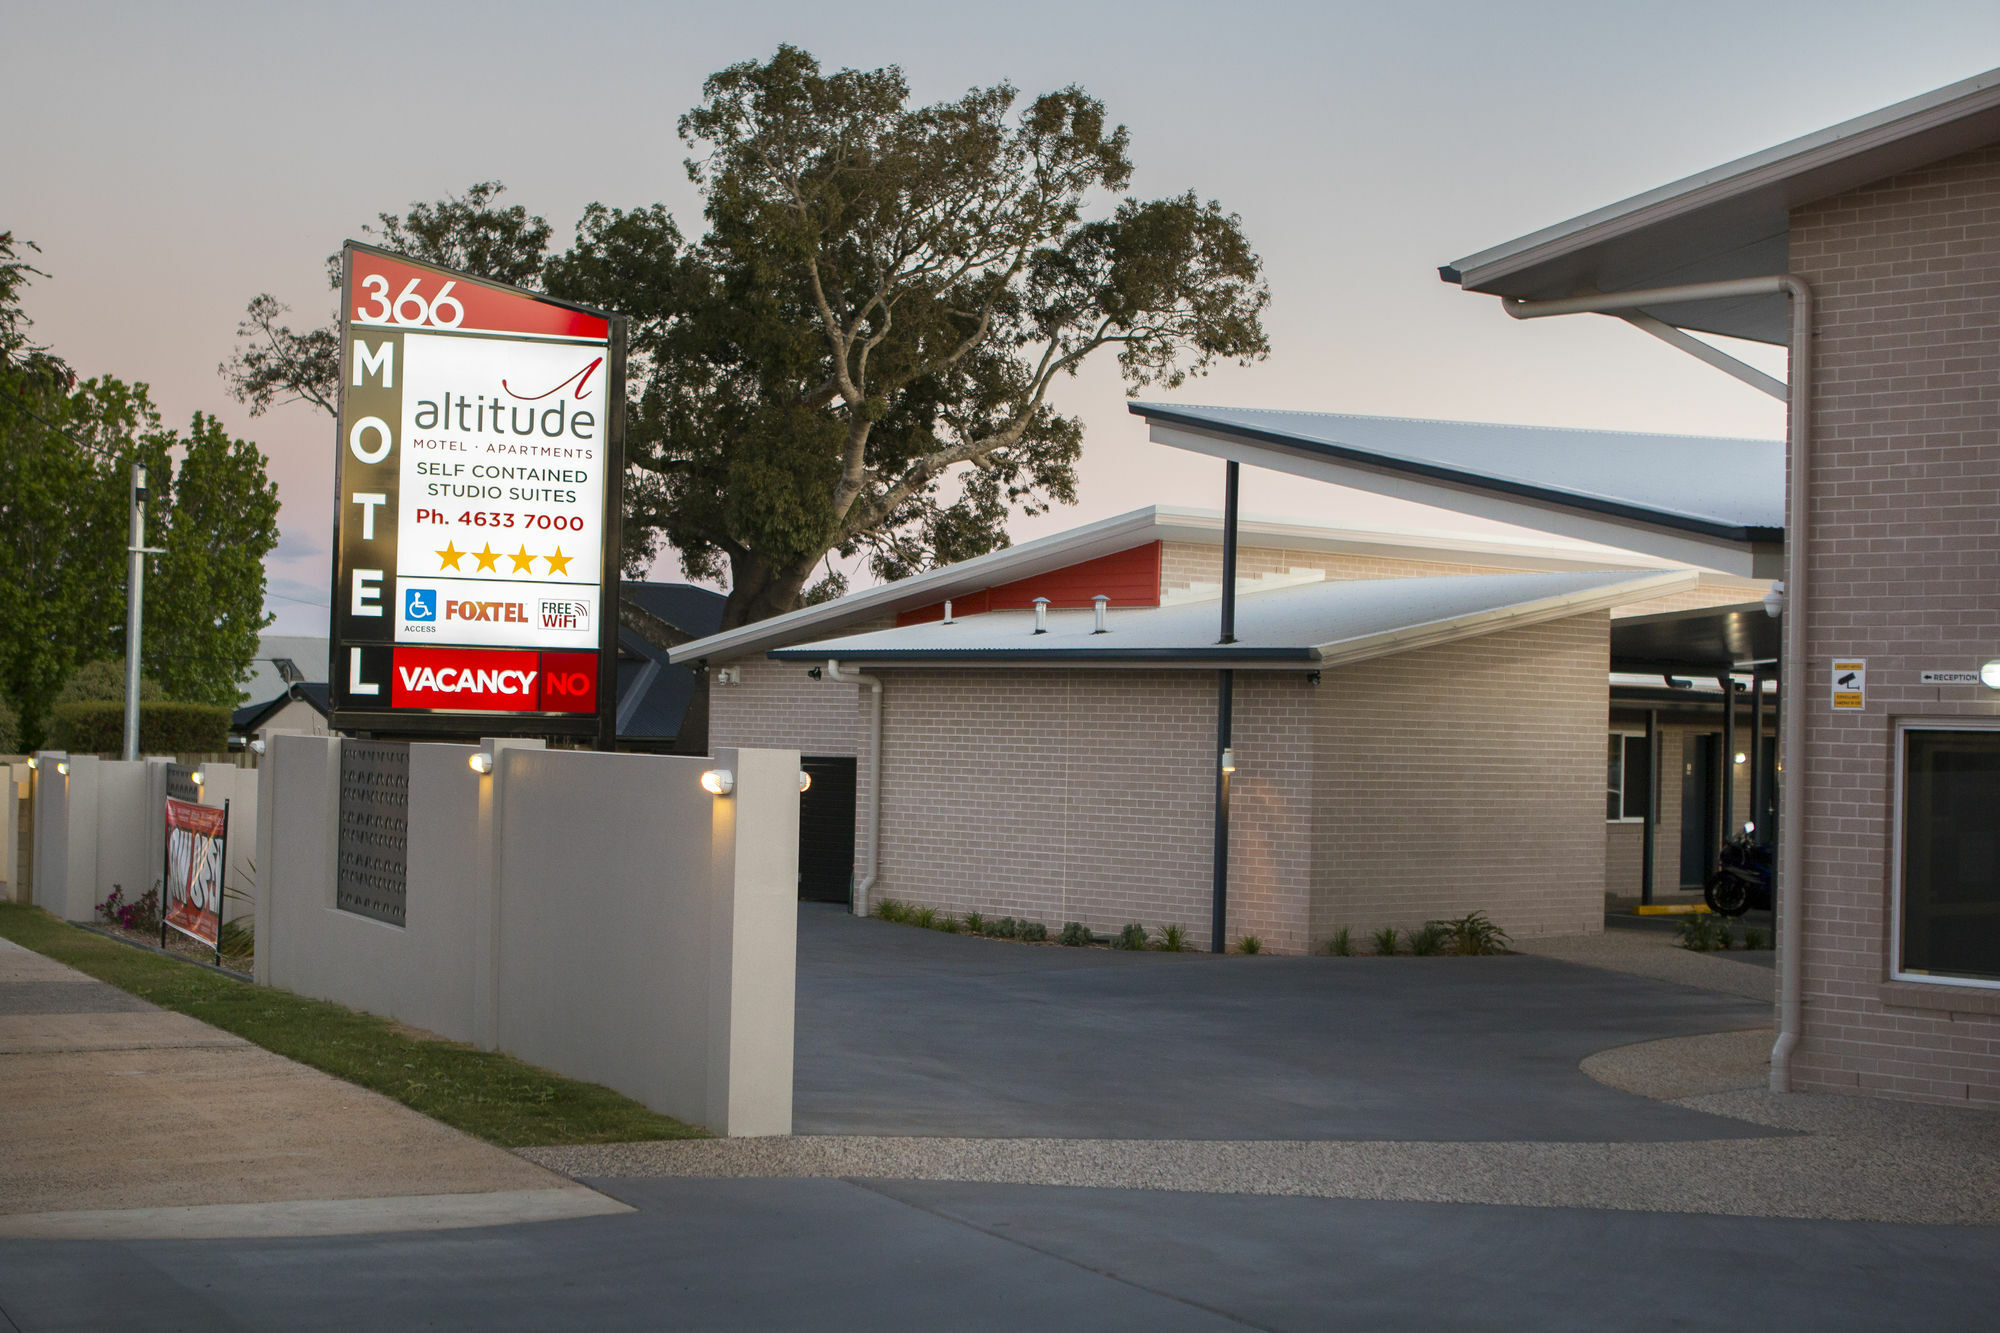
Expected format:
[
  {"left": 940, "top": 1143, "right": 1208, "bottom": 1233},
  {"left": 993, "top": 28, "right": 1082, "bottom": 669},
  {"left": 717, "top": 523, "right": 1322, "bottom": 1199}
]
[{"left": 123, "top": 462, "right": 148, "bottom": 762}]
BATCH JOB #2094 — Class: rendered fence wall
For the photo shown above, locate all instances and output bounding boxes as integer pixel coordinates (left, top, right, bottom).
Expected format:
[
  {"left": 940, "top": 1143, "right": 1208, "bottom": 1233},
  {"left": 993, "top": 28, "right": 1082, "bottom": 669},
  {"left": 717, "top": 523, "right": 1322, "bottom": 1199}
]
[
  {"left": 1, "top": 764, "right": 18, "bottom": 900},
  {"left": 256, "top": 735, "right": 800, "bottom": 1135}
]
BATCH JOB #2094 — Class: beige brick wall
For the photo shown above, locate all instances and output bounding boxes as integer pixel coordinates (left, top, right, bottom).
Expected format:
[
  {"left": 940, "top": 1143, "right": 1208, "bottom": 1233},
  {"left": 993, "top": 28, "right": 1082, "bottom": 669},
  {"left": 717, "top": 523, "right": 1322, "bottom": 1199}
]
[
  {"left": 1310, "top": 614, "right": 1610, "bottom": 943},
  {"left": 709, "top": 656, "right": 862, "bottom": 757},
  {"left": 1602, "top": 720, "right": 1760, "bottom": 900},
  {"left": 867, "top": 669, "right": 1313, "bottom": 952},
  {"left": 1160, "top": 542, "right": 1529, "bottom": 592},
  {"left": 1787, "top": 143, "right": 2000, "bottom": 1106}
]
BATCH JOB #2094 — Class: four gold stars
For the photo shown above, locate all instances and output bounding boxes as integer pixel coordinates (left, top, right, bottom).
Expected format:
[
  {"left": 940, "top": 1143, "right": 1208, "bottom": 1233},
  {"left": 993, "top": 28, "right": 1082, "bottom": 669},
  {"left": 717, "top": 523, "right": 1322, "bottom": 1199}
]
[{"left": 434, "top": 538, "right": 581, "bottom": 577}]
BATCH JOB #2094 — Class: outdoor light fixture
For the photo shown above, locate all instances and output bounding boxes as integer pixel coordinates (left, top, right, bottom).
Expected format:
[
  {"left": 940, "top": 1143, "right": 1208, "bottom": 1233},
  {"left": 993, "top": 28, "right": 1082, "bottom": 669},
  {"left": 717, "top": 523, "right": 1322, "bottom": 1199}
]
[
  {"left": 25, "top": 757, "right": 35, "bottom": 771},
  {"left": 701, "top": 768, "right": 735, "bottom": 796},
  {"left": 1983, "top": 659, "right": 2000, "bottom": 690},
  {"left": 1219, "top": 747, "right": 1237, "bottom": 774},
  {"left": 191, "top": 770, "right": 205, "bottom": 786},
  {"left": 1762, "top": 582, "right": 1786, "bottom": 619},
  {"left": 1734, "top": 752, "right": 1747, "bottom": 765},
  {"left": 468, "top": 753, "right": 493, "bottom": 775},
  {"left": 798, "top": 769, "right": 812, "bottom": 793},
  {"left": 56, "top": 762, "right": 68, "bottom": 776},
  {"left": 249, "top": 739, "right": 266, "bottom": 755}
]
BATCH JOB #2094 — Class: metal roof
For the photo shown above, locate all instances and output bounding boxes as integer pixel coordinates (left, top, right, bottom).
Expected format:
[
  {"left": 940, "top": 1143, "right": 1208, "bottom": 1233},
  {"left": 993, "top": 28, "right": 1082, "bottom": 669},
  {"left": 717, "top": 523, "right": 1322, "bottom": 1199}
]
[
  {"left": 238, "top": 634, "right": 331, "bottom": 706},
  {"left": 1609, "top": 602, "right": 1781, "bottom": 673},
  {"left": 770, "top": 568, "right": 1694, "bottom": 668},
  {"left": 1132, "top": 403, "right": 1782, "bottom": 576},
  {"left": 1441, "top": 67, "right": 2000, "bottom": 343},
  {"left": 668, "top": 504, "right": 1669, "bottom": 666}
]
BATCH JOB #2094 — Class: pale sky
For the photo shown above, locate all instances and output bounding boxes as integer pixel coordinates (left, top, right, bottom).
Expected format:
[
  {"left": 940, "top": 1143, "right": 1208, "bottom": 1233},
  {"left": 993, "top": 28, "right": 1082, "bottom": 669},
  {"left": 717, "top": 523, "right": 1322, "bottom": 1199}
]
[{"left": 8, "top": 1, "right": 1998, "bottom": 633}]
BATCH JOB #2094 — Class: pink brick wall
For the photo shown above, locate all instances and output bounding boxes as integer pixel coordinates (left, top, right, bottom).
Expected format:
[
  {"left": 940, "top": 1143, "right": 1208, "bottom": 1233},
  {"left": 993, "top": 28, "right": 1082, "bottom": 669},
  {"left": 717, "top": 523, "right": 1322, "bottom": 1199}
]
[
  {"left": 1788, "top": 143, "right": 2000, "bottom": 1106},
  {"left": 1312, "top": 615, "right": 1610, "bottom": 943}
]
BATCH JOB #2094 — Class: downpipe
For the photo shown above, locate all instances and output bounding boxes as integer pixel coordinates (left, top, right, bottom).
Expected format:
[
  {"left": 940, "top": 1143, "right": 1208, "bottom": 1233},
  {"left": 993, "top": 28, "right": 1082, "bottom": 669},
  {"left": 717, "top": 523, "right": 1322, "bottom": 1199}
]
[
  {"left": 824, "top": 660, "right": 882, "bottom": 918},
  {"left": 1503, "top": 274, "right": 1812, "bottom": 1090}
]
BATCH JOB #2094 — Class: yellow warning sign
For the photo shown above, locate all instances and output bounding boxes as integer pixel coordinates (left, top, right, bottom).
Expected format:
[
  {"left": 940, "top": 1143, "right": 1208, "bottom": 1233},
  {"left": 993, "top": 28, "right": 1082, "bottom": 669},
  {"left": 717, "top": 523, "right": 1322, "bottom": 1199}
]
[{"left": 1831, "top": 659, "right": 1866, "bottom": 710}]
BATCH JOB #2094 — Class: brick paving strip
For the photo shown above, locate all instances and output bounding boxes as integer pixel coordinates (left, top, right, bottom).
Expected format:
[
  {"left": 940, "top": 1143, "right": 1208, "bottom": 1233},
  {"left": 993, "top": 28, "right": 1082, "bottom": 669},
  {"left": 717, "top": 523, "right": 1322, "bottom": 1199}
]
[{"left": 0, "top": 937, "right": 630, "bottom": 1239}]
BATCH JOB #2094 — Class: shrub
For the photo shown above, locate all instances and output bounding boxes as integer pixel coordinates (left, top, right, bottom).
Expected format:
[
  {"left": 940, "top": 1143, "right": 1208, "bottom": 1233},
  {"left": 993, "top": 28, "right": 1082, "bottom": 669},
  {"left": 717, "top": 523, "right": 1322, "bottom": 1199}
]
[
  {"left": 50, "top": 701, "right": 229, "bottom": 755},
  {"left": 963, "top": 912, "right": 985, "bottom": 936},
  {"left": 935, "top": 912, "right": 960, "bottom": 934},
  {"left": 0, "top": 694, "right": 17, "bottom": 754},
  {"left": 1371, "top": 926, "right": 1399, "bottom": 956},
  {"left": 1743, "top": 927, "right": 1769, "bottom": 951},
  {"left": 1435, "top": 911, "right": 1510, "bottom": 956},
  {"left": 1116, "top": 923, "right": 1148, "bottom": 950},
  {"left": 218, "top": 915, "right": 254, "bottom": 960},
  {"left": 1324, "top": 927, "right": 1353, "bottom": 957},
  {"left": 1675, "top": 913, "right": 1732, "bottom": 952},
  {"left": 1018, "top": 920, "right": 1048, "bottom": 943},
  {"left": 1408, "top": 923, "right": 1446, "bottom": 956},
  {"left": 1154, "top": 923, "right": 1188, "bottom": 952},
  {"left": 911, "top": 906, "right": 938, "bottom": 929},
  {"left": 1236, "top": 934, "right": 1262, "bottom": 955},
  {"left": 986, "top": 916, "right": 1018, "bottom": 939},
  {"left": 1058, "top": 921, "right": 1092, "bottom": 947},
  {"left": 96, "top": 884, "right": 160, "bottom": 934},
  {"left": 873, "top": 898, "right": 907, "bottom": 923}
]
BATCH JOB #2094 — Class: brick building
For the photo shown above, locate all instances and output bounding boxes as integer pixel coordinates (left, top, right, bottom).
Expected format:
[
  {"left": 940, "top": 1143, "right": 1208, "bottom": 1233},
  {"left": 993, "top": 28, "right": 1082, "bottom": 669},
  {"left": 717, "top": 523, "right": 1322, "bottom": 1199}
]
[
  {"left": 673, "top": 499, "right": 1758, "bottom": 952},
  {"left": 1441, "top": 68, "right": 2000, "bottom": 1104}
]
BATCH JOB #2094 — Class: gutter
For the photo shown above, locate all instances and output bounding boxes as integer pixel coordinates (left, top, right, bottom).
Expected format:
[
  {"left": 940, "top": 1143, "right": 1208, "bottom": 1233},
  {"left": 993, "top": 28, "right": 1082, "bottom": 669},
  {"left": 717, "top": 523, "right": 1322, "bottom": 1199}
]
[
  {"left": 1498, "top": 275, "right": 1812, "bottom": 1093},
  {"left": 822, "top": 661, "right": 882, "bottom": 919}
]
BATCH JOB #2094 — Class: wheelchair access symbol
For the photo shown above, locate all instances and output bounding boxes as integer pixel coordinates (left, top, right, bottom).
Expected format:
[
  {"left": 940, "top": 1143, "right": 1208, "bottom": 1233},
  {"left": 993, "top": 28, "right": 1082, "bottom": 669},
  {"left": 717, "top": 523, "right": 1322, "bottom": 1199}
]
[{"left": 404, "top": 587, "right": 437, "bottom": 622}]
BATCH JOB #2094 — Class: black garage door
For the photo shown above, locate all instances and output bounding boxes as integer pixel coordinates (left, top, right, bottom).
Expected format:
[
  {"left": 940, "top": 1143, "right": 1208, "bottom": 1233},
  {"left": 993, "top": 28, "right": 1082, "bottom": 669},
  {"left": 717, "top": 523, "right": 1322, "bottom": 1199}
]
[{"left": 798, "top": 755, "right": 857, "bottom": 904}]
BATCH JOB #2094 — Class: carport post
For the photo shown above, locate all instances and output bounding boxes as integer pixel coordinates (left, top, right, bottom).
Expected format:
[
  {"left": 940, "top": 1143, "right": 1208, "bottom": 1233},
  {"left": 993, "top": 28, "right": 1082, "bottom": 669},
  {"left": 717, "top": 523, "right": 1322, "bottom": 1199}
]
[
  {"left": 1212, "top": 460, "right": 1240, "bottom": 954},
  {"left": 1749, "top": 668, "right": 1766, "bottom": 836},
  {"left": 1641, "top": 709, "right": 1658, "bottom": 906},
  {"left": 1719, "top": 673, "right": 1737, "bottom": 861}
]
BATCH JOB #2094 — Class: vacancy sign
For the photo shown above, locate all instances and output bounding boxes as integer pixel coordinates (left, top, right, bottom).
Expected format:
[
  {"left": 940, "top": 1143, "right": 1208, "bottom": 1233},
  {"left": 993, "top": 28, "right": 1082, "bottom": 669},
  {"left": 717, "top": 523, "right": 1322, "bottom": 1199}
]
[
  {"left": 331, "top": 243, "right": 622, "bottom": 733},
  {"left": 1831, "top": 659, "right": 1867, "bottom": 710}
]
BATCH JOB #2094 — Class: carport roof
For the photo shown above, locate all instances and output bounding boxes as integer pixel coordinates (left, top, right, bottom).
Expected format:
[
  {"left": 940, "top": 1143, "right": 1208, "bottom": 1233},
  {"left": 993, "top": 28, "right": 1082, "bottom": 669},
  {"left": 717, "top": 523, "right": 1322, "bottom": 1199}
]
[
  {"left": 772, "top": 568, "right": 1695, "bottom": 668},
  {"left": 1609, "top": 601, "right": 1780, "bottom": 674}
]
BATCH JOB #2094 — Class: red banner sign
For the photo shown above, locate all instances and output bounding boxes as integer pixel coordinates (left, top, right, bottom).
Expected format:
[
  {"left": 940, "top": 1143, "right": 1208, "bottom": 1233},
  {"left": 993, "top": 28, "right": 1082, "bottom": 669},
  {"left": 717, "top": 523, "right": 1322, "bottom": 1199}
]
[
  {"left": 349, "top": 251, "right": 610, "bottom": 342},
  {"left": 163, "top": 797, "right": 227, "bottom": 951},
  {"left": 388, "top": 647, "right": 597, "bottom": 712}
]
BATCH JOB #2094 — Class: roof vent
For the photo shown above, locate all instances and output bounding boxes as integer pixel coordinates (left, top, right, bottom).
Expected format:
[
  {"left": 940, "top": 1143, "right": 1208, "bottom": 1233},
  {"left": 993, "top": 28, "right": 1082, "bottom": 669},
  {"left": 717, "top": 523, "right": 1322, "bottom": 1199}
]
[
  {"left": 942, "top": 598, "right": 954, "bottom": 625},
  {"left": 1092, "top": 595, "right": 1109, "bottom": 634},
  {"left": 1032, "top": 597, "right": 1050, "bottom": 635}
]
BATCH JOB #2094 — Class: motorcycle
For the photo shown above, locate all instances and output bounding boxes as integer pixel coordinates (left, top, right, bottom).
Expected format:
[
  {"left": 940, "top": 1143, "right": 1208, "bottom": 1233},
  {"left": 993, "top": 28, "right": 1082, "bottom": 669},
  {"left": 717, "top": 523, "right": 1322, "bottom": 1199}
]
[{"left": 1703, "top": 824, "right": 1773, "bottom": 916}]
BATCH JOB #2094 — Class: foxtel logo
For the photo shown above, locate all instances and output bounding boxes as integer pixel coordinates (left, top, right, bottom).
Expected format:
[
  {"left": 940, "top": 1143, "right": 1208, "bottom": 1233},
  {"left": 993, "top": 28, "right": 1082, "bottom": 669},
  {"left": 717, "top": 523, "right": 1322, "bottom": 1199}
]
[
  {"left": 395, "top": 665, "right": 538, "bottom": 697},
  {"left": 447, "top": 600, "right": 529, "bottom": 623}
]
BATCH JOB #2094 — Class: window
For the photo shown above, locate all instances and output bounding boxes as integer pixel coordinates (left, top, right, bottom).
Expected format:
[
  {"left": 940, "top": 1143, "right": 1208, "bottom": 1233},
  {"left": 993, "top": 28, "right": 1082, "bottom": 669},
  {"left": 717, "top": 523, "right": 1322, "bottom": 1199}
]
[
  {"left": 1607, "top": 732, "right": 1651, "bottom": 823},
  {"left": 1894, "top": 723, "right": 2000, "bottom": 989}
]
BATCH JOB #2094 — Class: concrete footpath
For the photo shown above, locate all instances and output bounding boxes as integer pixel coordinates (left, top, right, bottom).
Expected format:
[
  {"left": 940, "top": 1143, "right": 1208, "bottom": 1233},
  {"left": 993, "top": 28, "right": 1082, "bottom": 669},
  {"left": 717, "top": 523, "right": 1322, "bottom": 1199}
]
[{"left": 0, "top": 937, "right": 626, "bottom": 1239}]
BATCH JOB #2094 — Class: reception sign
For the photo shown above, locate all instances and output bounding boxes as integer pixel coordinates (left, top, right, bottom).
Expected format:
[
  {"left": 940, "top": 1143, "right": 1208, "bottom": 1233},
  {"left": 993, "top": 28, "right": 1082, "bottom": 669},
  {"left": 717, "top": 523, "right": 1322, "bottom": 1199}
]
[
  {"left": 162, "top": 797, "right": 228, "bottom": 958},
  {"left": 329, "top": 242, "right": 624, "bottom": 741}
]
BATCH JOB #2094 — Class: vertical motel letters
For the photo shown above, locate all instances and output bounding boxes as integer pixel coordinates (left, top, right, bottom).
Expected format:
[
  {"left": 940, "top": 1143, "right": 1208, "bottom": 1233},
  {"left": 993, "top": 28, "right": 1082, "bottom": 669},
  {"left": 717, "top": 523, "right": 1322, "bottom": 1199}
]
[{"left": 334, "top": 312, "right": 403, "bottom": 706}]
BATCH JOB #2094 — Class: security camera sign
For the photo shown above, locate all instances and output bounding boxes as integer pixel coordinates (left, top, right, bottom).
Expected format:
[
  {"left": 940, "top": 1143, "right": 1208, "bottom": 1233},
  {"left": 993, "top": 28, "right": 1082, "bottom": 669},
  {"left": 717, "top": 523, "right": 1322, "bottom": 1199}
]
[
  {"left": 1831, "top": 659, "right": 1866, "bottom": 710},
  {"left": 330, "top": 244, "right": 622, "bottom": 735}
]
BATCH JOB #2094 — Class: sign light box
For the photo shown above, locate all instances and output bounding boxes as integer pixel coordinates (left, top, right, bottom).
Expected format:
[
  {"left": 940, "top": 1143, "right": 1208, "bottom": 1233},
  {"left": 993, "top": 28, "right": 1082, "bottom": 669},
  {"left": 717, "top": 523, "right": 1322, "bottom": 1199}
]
[{"left": 329, "top": 243, "right": 625, "bottom": 739}]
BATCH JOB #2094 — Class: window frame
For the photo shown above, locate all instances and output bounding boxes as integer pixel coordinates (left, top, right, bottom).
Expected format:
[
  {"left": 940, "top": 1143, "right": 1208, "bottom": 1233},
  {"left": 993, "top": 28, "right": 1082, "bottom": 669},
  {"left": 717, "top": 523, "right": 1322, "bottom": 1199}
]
[
  {"left": 1890, "top": 717, "right": 2000, "bottom": 992},
  {"left": 1606, "top": 730, "right": 1651, "bottom": 825}
]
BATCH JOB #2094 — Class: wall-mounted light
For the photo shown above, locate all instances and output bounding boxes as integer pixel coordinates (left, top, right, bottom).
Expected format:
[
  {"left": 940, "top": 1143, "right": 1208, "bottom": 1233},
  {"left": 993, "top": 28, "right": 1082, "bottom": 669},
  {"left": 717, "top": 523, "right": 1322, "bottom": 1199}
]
[
  {"left": 191, "top": 770, "right": 206, "bottom": 786},
  {"left": 1983, "top": 659, "right": 2000, "bottom": 691},
  {"left": 468, "top": 752, "right": 493, "bottom": 775},
  {"left": 56, "top": 761, "right": 69, "bottom": 776},
  {"left": 249, "top": 739, "right": 267, "bottom": 755},
  {"left": 1733, "top": 752, "right": 1747, "bottom": 765},
  {"left": 798, "top": 769, "right": 812, "bottom": 793},
  {"left": 701, "top": 768, "right": 735, "bottom": 796},
  {"left": 1219, "top": 747, "right": 1236, "bottom": 775},
  {"left": 1762, "top": 582, "right": 1786, "bottom": 619},
  {"left": 25, "top": 757, "right": 36, "bottom": 771}
]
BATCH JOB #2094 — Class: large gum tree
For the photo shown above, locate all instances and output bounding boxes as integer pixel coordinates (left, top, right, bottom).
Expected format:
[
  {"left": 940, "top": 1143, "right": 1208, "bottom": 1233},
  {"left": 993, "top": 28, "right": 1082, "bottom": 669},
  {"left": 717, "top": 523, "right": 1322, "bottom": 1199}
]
[{"left": 224, "top": 46, "right": 1269, "bottom": 632}]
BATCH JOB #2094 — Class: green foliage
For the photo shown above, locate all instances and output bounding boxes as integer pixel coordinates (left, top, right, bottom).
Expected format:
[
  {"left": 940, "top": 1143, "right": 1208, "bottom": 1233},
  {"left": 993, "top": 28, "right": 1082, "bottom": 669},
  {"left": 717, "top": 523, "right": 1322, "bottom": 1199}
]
[
  {"left": 0, "top": 694, "right": 16, "bottom": 753},
  {"left": 217, "top": 914, "right": 254, "bottom": 962},
  {"left": 1116, "top": 922, "right": 1148, "bottom": 950},
  {"left": 985, "top": 915, "right": 1017, "bottom": 939},
  {"left": 0, "top": 903, "right": 705, "bottom": 1146},
  {"left": 872, "top": 897, "right": 906, "bottom": 922},
  {"left": 1018, "top": 920, "right": 1048, "bottom": 943},
  {"left": 50, "top": 701, "right": 228, "bottom": 755},
  {"left": 0, "top": 274, "right": 278, "bottom": 745},
  {"left": 228, "top": 49, "right": 1268, "bottom": 630},
  {"left": 1434, "top": 911, "right": 1511, "bottom": 956},
  {"left": 56, "top": 658, "right": 164, "bottom": 704},
  {"left": 1325, "top": 927, "right": 1353, "bottom": 957},
  {"left": 1058, "top": 921, "right": 1092, "bottom": 947},
  {"left": 935, "top": 912, "right": 961, "bottom": 934},
  {"left": 1408, "top": 923, "right": 1447, "bottom": 956},
  {"left": 1235, "top": 934, "right": 1262, "bottom": 955},
  {"left": 911, "top": 905, "right": 938, "bottom": 929},
  {"left": 963, "top": 911, "right": 985, "bottom": 936},
  {"left": 1676, "top": 913, "right": 1734, "bottom": 952},
  {"left": 1371, "top": 927, "right": 1399, "bottom": 956},
  {"left": 1743, "top": 927, "right": 1769, "bottom": 951},
  {"left": 1154, "top": 923, "right": 1188, "bottom": 952}
]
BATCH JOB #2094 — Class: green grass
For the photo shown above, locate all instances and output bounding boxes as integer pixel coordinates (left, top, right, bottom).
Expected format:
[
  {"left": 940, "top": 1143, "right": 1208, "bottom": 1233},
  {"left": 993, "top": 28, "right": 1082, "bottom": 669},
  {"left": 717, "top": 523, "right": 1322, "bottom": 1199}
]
[{"left": 0, "top": 903, "right": 707, "bottom": 1149}]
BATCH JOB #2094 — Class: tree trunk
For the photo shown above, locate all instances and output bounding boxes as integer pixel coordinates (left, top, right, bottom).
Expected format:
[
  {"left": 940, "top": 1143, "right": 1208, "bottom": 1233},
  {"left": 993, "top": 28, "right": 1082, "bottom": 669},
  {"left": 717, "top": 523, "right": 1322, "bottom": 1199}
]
[{"left": 717, "top": 551, "right": 819, "bottom": 632}]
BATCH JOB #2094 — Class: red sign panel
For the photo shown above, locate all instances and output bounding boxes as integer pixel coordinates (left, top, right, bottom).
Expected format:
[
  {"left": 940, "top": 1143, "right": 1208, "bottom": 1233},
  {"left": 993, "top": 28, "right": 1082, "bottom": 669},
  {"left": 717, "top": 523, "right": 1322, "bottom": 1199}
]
[
  {"left": 388, "top": 647, "right": 598, "bottom": 712},
  {"left": 163, "top": 798, "right": 227, "bottom": 950},
  {"left": 349, "top": 251, "right": 610, "bottom": 341}
]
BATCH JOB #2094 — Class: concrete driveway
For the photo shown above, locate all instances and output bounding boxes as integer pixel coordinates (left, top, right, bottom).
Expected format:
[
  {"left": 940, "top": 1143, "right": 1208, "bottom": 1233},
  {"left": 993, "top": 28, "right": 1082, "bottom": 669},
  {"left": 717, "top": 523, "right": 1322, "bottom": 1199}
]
[{"left": 792, "top": 905, "right": 1774, "bottom": 1141}]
